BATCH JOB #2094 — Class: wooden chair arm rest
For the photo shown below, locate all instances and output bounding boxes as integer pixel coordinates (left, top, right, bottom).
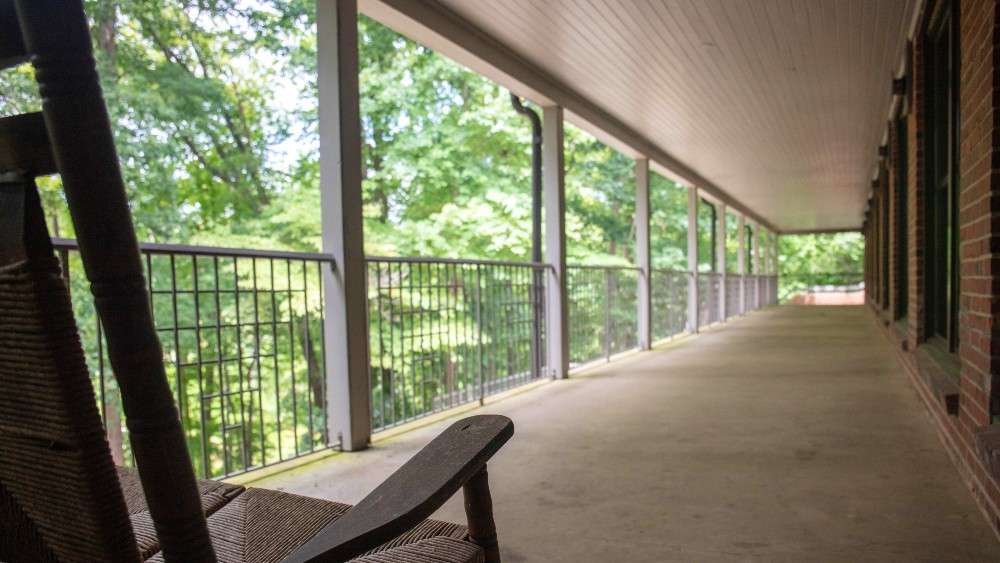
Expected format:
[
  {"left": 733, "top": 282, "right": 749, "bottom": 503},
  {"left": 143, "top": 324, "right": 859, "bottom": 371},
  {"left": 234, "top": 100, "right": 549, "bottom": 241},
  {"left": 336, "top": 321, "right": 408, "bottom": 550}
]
[{"left": 282, "top": 414, "right": 514, "bottom": 563}]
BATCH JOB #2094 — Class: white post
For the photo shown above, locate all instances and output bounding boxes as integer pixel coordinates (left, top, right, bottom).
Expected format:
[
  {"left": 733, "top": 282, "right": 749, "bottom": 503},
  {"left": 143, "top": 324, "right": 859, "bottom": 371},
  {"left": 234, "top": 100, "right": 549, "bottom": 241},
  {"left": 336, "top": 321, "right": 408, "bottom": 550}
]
[
  {"left": 752, "top": 224, "right": 761, "bottom": 309},
  {"left": 717, "top": 203, "right": 727, "bottom": 320},
  {"left": 762, "top": 229, "right": 770, "bottom": 305},
  {"left": 751, "top": 224, "right": 759, "bottom": 274},
  {"left": 318, "top": 0, "right": 370, "bottom": 451},
  {"left": 687, "top": 186, "right": 699, "bottom": 332},
  {"left": 737, "top": 214, "right": 746, "bottom": 314},
  {"left": 772, "top": 233, "right": 780, "bottom": 304},
  {"left": 543, "top": 106, "right": 568, "bottom": 378},
  {"left": 635, "top": 158, "right": 651, "bottom": 350},
  {"left": 763, "top": 229, "right": 771, "bottom": 275}
]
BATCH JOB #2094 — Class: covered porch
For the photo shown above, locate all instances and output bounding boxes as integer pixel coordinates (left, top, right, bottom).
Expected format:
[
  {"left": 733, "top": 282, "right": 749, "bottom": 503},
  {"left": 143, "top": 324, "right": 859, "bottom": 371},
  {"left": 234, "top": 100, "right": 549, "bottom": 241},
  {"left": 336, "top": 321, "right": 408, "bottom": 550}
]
[
  {"left": 252, "top": 306, "right": 1000, "bottom": 561},
  {"left": 9, "top": 0, "right": 1000, "bottom": 560}
]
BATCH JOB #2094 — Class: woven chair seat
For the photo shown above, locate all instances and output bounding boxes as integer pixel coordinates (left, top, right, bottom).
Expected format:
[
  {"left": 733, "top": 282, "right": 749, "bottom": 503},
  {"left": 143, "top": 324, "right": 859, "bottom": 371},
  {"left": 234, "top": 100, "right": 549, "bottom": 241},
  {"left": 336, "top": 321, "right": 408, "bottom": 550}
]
[
  {"left": 138, "top": 487, "right": 482, "bottom": 563},
  {"left": 117, "top": 469, "right": 480, "bottom": 563},
  {"left": 116, "top": 468, "right": 244, "bottom": 559}
]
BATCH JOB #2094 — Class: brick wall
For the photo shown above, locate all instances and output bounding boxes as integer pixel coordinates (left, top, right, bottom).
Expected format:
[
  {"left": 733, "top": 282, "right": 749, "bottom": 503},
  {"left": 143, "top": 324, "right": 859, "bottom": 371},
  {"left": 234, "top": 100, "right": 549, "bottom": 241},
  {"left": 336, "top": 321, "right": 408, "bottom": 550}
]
[
  {"left": 908, "top": 17, "right": 926, "bottom": 350},
  {"left": 888, "top": 123, "right": 899, "bottom": 320},
  {"left": 879, "top": 163, "right": 891, "bottom": 314},
  {"left": 958, "top": 0, "right": 996, "bottom": 433},
  {"left": 868, "top": 0, "right": 1000, "bottom": 537}
]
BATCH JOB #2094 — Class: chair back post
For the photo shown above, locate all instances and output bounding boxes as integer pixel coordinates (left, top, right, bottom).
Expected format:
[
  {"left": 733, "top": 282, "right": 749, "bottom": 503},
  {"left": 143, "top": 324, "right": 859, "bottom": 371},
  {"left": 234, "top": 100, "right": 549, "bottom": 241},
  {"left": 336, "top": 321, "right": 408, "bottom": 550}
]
[{"left": 13, "top": 1, "right": 216, "bottom": 560}]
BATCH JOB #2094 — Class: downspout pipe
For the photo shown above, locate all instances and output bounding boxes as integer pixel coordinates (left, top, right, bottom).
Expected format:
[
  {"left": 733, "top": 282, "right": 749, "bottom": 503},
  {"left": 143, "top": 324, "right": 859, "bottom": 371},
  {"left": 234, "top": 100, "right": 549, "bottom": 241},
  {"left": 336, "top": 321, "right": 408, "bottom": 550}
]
[
  {"left": 510, "top": 93, "right": 544, "bottom": 378},
  {"left": 510, "top": 94, "right": 542, "bottom": 264}
]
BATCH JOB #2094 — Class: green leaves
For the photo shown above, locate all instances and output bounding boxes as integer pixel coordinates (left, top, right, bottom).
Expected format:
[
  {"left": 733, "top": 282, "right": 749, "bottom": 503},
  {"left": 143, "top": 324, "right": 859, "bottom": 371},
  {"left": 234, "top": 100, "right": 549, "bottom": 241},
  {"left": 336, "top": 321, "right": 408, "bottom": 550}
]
[
  {"left": 779, "top": 233, "right": 864, "bottom": 275},
  {"left": 0, "top": 4, "right": 695, "bottom": 266}
]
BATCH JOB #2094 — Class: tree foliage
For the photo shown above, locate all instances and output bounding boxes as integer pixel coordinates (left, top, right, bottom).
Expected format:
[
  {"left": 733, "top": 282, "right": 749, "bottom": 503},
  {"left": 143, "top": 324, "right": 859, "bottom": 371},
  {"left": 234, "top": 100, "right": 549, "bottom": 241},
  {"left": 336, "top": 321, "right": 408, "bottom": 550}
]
[
  {"left": 778, "top": 233, "right": 864, "bottom": 275},
  {"left": 0, "top": 5, "right": 669, "bottom": 263},
  {"left": 2, "top": 2, "right": 692, "bottom": 476}
]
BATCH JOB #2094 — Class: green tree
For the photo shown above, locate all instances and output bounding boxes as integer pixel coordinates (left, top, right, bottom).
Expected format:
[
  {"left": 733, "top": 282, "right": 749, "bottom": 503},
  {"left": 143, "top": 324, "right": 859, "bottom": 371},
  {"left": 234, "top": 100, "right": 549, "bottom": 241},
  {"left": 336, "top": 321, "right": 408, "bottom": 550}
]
[
  {"left": 649, "top": 172, "right": 688, "bottom": 270},
  {"left": 1, "top": 2, "right": 693, "bottom": 472},
  {"left": 779, "top": 233, "right": 863, "bottom": 275}
]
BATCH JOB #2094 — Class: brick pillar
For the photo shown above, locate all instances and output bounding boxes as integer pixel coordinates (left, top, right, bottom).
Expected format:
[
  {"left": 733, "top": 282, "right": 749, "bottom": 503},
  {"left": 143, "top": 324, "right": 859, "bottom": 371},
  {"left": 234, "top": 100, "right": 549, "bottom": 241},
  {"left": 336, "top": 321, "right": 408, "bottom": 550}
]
[
  {"left": 884, "top": 135, "right": 899, "bottom": 320},
  {"left": 958, "top": 0, "right": 1000, "bottom": 431},
  {"left": 908, "top": 21, "right": 926, "bottom": 351}
]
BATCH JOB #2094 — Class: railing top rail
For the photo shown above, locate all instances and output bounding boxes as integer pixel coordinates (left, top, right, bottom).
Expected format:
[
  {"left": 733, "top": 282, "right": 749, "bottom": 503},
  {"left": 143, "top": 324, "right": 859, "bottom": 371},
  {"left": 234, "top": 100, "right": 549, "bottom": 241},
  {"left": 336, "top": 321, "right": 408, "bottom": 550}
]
[
  {"left": 367, "top": 254, "right": 551, "bottom": 269},
  {"left": 781, "top": 272, "right": 863, "bottom": 276},
  {"left": 567, "top": 263, "right": 641, "bottom": 271},
  {"left": 650, "top": 267, "right": 691, "bottom": 274},
  {"left": 52, "top": 237, "right": 336, "bottom": 263}
]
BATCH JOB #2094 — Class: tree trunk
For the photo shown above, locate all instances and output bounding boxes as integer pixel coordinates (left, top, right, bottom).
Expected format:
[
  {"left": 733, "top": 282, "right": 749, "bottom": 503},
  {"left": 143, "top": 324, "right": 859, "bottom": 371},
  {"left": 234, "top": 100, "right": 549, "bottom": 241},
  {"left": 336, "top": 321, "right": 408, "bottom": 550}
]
[
  {"left": 94, "top": 2, "right": 118, "bottom": 71},
  {"left": 297, "top": 317, "right": 325, "bottom": 411}
]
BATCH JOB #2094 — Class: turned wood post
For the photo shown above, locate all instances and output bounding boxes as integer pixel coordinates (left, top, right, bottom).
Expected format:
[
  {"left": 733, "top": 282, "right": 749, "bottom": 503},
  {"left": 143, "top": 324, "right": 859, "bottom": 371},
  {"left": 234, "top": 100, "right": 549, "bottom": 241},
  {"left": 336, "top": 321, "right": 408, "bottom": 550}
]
[{"left": 463, "top": 466, "right": 500, "bottom": 563}]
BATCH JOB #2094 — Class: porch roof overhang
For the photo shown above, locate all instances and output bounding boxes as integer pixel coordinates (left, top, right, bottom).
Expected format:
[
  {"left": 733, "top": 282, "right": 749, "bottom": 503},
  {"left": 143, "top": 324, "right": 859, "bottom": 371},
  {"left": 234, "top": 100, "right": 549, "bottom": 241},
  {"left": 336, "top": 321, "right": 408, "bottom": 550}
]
[{"left": 359, "top": 0, "right": 919, "bottom": 234}]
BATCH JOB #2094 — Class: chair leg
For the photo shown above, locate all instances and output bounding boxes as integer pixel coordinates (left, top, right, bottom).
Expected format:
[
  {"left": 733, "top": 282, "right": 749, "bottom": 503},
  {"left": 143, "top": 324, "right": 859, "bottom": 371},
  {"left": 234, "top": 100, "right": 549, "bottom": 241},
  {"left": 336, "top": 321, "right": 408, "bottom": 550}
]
[{"left": 462, "top": 466, "right": 500, "bottom": 563}]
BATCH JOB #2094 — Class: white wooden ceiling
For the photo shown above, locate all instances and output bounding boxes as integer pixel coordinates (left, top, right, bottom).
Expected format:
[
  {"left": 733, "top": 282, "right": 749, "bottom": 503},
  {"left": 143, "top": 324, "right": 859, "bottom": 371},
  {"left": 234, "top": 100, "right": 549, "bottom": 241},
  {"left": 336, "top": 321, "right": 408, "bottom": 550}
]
[{"left": 364, "top": 0, "right": 917, "bottom": 232}]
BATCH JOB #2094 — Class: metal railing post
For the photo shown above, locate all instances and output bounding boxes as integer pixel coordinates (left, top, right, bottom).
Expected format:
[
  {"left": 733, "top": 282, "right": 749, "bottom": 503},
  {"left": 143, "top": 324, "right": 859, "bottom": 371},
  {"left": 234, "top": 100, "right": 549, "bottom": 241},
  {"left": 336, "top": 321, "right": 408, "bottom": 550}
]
[
  {"left": 476, "top": 263, "right": 485, "bottom": 405},
  {"left": 604, "top": 268, "right": 612, "bottom": 361},
  {"left": 530, "top": 266, "right": 543, "bottom": 380}
]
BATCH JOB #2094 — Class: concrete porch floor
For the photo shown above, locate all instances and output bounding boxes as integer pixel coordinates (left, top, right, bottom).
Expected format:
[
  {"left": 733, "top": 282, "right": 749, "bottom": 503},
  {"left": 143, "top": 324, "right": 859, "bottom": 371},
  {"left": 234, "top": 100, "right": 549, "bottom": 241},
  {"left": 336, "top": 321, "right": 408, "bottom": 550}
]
[{"left": 251, "top": 306, "right": 1000, "bottom": 562}]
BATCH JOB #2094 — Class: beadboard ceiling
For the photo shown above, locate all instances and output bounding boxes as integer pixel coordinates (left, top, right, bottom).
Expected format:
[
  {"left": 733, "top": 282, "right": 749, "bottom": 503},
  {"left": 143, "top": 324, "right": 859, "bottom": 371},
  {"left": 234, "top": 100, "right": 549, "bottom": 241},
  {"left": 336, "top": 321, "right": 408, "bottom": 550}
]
[{"left": 362, "top": 0, "right": 918, "bottom": 232}]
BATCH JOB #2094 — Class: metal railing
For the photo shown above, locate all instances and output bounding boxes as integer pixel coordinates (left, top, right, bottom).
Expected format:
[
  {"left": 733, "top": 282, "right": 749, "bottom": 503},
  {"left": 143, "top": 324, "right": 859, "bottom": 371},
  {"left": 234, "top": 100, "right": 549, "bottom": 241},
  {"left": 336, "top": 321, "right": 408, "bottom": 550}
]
[
  {"left": 567, "top": 265, "right": 640, "bottom": 365},
  {"left": 779, "top": 273, "right": 863, "bottom": 304},
  {"left": 757, "top": 274, "right": 769, "bottom": 307},
  {"left": 698, "top": 272, "right": 723, "bottom": 327},
  {"left": 54, "top": 239, "right": 333, "bottom": 479},
  {"left": 743, "top": 275, "right": 758, "bottom": 311},
  {"left": 725, "top": 275, "right": 742, "bottom": 318},
  {"left": 651, "top": 269, "right": 689, "bottom": 341},
  {"left": 365, "top": 257, "right": 548, "bottom": 432},
  {"left": 55, "top": 232, "right": 783, "bottom": 479}
]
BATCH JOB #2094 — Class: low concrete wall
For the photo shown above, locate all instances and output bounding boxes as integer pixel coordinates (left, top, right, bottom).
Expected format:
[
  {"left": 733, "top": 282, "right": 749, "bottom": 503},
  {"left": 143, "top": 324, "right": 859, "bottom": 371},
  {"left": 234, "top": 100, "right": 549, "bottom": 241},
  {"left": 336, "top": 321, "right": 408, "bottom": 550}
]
[{"left": 787, "top": 290, "right": 864, "bottom": 305}]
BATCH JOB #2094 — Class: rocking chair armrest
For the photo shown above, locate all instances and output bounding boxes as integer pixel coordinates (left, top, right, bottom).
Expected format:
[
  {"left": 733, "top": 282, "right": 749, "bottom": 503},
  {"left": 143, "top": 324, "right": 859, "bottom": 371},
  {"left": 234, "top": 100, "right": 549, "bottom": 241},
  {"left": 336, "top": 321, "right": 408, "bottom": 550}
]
[{"left": 282, "top": 414, "right": 514, "bottom": 563}]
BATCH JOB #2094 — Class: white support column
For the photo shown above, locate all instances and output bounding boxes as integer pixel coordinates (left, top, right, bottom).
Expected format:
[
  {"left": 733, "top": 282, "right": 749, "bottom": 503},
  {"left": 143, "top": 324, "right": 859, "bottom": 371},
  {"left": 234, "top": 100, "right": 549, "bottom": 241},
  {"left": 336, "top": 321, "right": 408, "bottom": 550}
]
[
  {"left": 635, "top": 158, "right": 651, "bottom": 350},
  {"left": 737, "top": 214, "right": 746, "bottom": 314},
  {"left": 772, "top": 233, "right": 780, "bottom": 304},
  {"left": 752, "top": 225, "right": 764, "bottom": 280},
  {"left": 318, "top": 0, "right": 370, "bottom": 451},
  {"left": 543, "top": 105, "right": 569, "bottom": 379},
  {"left": 762, "top": 229, "right": 771, "bottom": 304},
  {"left": 759, "top": 227, "right": 764, "bottom": 274},
  {"left": 763, "top": 229, "right": 771, "bottom": 275},
  {"left": 717, "top": 203, "right": 727, "bottom": 320},
  {"left": 773, "top": 234, "right": 780, "bottom": 274},
  {"left": 746, "top": 223, "right": 756, "bottom": 309},
  {"left": 687, "top": 186, "right": 699, "bottom": 333}
]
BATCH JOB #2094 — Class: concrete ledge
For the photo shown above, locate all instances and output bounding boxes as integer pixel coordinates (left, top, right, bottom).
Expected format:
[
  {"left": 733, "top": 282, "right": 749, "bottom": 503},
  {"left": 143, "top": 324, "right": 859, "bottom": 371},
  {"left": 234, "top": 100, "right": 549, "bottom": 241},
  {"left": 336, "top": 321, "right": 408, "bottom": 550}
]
[{"left": 226, "top": 377, "right": 553, "bottom": 486}]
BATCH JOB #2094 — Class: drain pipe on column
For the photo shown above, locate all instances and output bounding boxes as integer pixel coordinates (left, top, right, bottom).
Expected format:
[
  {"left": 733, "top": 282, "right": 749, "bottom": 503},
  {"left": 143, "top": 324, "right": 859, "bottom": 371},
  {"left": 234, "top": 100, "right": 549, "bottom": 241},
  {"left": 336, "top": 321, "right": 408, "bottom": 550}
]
[{"left": 510, "top": 93, "right": 545, "bottom": 379}]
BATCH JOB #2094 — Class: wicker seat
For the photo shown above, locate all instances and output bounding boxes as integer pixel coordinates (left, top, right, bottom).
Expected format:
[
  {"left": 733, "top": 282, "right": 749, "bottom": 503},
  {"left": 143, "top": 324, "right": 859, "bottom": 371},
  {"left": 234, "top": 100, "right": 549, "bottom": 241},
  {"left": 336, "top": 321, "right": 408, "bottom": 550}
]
[
  {"left": 115, "top": 469, "right": 481, "bottom": 563},
  {"left": 0, "top": 1, "right": 511, "bottom": 562},
  {"left": 143, "top": 488, "right": 477, "bottom": 563},
  {"left": 115, "top": 468, "right": 244, "bottom": 559}
]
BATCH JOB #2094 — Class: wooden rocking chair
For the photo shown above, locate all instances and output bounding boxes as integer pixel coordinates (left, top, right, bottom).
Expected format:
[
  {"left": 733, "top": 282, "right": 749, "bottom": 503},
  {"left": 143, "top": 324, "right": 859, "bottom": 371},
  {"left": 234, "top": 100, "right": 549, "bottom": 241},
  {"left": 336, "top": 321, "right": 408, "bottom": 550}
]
[{"left": 0, "top": 1, "right": 512, "bottom": 561}]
